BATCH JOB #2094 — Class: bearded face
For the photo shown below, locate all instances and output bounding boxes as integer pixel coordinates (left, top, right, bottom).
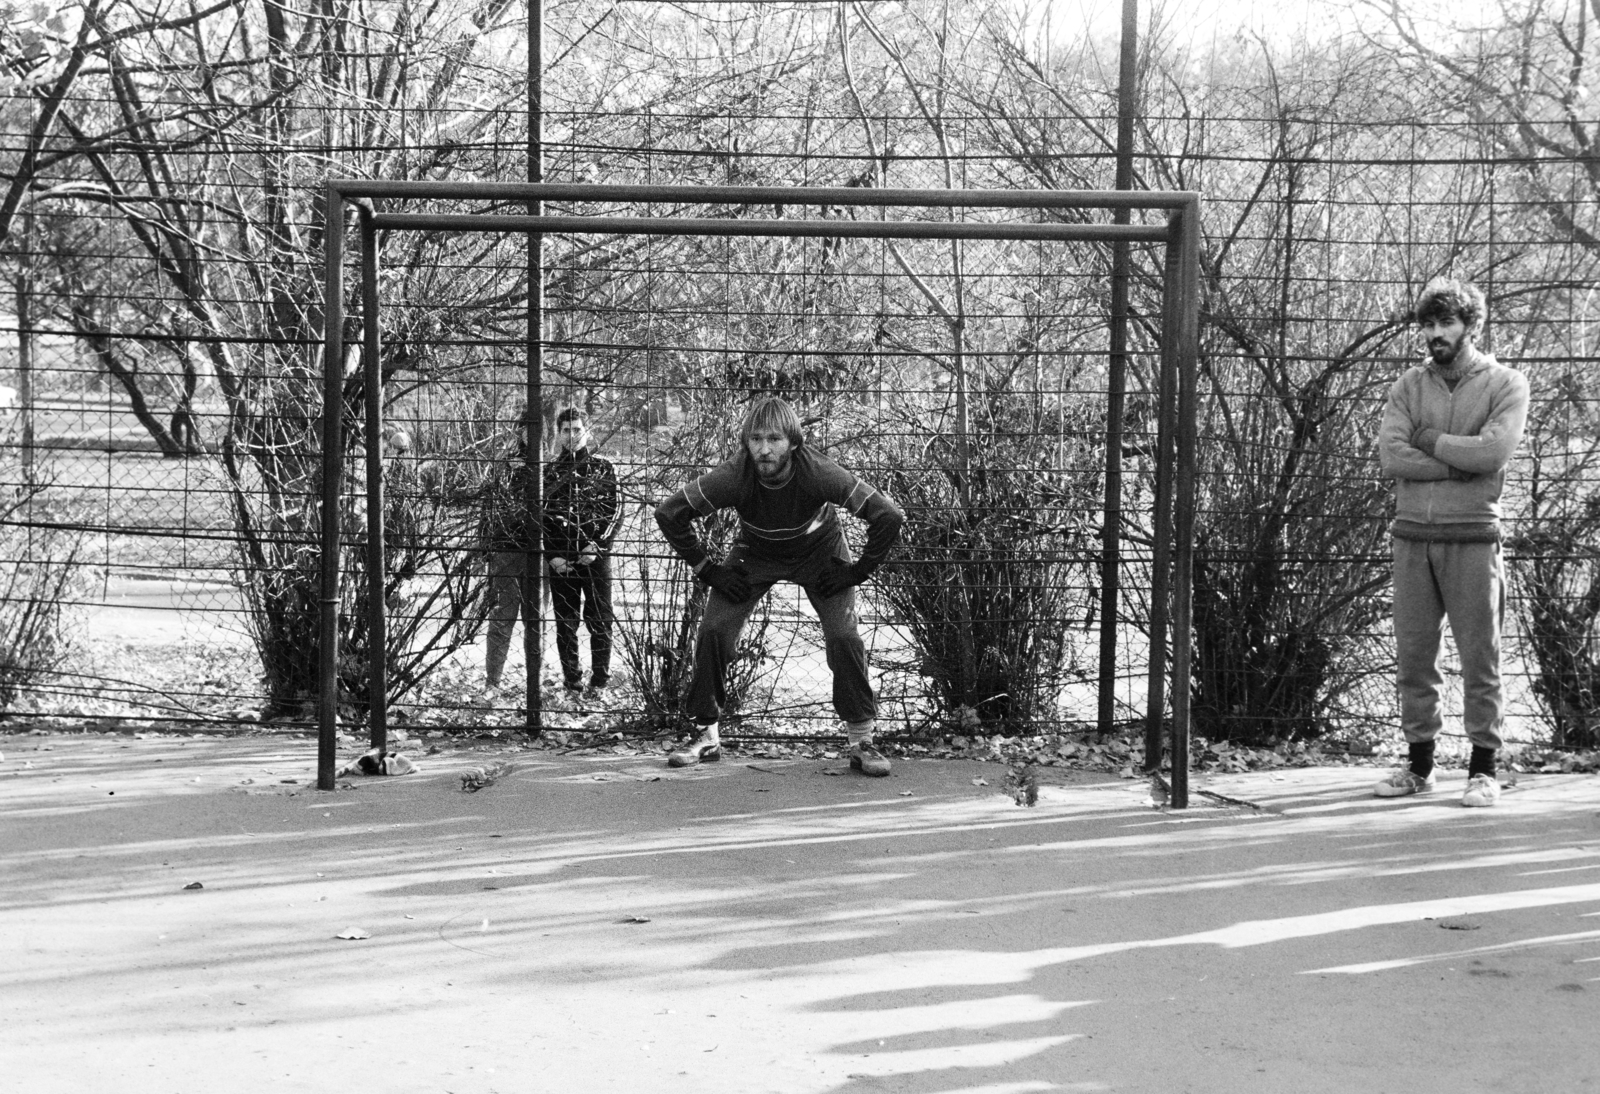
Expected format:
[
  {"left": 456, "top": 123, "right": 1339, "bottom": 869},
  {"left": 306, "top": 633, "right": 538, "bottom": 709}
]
[{"left": 1421, "top": 314, "right": 1469, "bottom": 367}]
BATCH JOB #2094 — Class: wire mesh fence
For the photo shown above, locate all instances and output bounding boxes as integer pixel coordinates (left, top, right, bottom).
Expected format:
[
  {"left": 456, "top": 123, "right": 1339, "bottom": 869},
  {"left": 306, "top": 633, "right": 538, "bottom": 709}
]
[{"left": 2, "top": 0, "right": 1598, "bottom": 756}]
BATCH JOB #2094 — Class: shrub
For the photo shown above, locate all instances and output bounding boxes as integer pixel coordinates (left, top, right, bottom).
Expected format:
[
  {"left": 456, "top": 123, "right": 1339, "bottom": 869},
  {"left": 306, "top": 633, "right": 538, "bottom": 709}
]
[
  {"left": 1509, "top": 489, "right": 1600, "bottom": 750},
  {"left": 869, "top": 397, "right": 1099, "bottom": 733},
  {"left": 233, "top": 406, "right": 490, "bottom": 720},
  {"left": 0, "top": 478, "right": 84, "bottom": 713}
]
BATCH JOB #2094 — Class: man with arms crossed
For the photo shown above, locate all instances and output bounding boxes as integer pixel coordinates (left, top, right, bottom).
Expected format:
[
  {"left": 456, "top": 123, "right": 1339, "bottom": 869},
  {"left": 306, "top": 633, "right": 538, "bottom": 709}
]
[{"left": 1375, "top": 278, "right": 1528, "bottom": 807}]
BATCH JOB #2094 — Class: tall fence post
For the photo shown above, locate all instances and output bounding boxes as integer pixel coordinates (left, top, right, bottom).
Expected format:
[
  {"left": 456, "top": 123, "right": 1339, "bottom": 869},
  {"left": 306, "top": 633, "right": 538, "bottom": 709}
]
[
  {"left": 16, "top": 205, "right": 36, "bottom": 488},
  {"left": 525, "top": 0, "right": 545, "bottom": 735},
  {"left": 318, "top": 184, "right": 347, "bottom": 790},
  {"left": 1105, "top": 0, "right": 1138, "bottom": 745}
]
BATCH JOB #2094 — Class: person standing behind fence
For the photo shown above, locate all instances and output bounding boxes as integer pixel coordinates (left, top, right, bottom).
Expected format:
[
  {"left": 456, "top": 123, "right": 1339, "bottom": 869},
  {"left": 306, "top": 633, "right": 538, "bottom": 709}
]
[
  {"left": 543, "top": 406, "right": 619, "bottom": 701},
  {"left": 654, "top": 395, "right": 904, "bottom": 775},
  {"left": 480, "top": 407, "right": 539, "bottom": 692},
  {"left": 1374, "top": 278, "right": 1528, "bottom": 807}
]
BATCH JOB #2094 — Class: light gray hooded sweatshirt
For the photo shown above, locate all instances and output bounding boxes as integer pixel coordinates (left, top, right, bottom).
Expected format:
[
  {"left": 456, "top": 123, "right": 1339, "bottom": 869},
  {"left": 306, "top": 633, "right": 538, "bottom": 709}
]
[{"left": 1378, "top": 344, "right": 1529, "bottom": 527}]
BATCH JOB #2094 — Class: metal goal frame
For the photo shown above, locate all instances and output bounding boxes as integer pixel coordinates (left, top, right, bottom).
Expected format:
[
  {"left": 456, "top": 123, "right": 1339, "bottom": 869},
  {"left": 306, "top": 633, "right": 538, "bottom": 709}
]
[{"left": 318, "top": 181, "right": 1201, "bottom": 803}]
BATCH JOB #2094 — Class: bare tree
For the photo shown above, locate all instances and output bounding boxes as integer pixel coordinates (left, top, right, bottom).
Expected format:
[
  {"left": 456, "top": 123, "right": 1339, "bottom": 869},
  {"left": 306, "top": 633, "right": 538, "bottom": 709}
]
[
  {"left": 960, "top": 21, "right": 1452, "bottom": 743},
  {"left": 5, "top": 0, "right": 534, "bottom": 713}
]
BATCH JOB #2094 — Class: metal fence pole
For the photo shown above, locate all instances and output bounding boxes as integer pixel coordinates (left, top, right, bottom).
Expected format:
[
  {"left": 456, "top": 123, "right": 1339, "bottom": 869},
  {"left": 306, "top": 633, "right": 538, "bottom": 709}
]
[
  {"left": 16, "top": 205, "right": 35, "bottom": 488},
  {"left": 318, "top": 184, "right": 347, "bottom": 790},
  {"left": 1104, "top": 0, "right": 1138, "bottom": 743},
  {"left": 525, "top": 0, "right": 545, "bottom": 734}
]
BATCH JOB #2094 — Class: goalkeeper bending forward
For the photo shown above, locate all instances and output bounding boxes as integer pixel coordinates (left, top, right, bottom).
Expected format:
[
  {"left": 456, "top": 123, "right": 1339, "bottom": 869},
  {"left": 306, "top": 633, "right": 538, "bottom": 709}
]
[{"left": 654, "top": 395, "right": 905, "bottom": 775}]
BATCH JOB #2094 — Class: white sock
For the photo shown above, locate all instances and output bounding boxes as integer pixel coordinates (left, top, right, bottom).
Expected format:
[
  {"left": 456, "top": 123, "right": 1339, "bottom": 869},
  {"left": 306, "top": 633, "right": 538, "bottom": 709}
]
[
  {"left": 697, "top": 723, "right": 720, "bottom": 744},
  {"left": 846, "top": 720, "right": 875, "bottom": 747}
]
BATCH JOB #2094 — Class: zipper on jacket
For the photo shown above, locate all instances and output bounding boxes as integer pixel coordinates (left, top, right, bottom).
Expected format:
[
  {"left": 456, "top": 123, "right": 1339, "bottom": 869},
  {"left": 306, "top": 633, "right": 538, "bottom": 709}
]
[{"left": 1427, "top": 366, "right": 1468, "bottom": 524}]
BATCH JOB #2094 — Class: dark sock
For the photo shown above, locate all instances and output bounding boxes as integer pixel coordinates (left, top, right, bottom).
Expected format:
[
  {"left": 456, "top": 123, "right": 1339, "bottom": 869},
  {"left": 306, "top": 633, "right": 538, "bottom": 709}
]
[
  {"left": 1408, "top": 740, "right": 1436, "bottom": 779},
  {"left": 1468, "top": 746, "right": 1497, "bottom": 779}
]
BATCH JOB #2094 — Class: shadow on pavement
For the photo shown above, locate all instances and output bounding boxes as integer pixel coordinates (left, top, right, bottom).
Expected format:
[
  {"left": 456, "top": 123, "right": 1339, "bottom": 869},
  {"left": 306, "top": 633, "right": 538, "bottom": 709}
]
[{"left": 1, "top": 734, "right": 1597, "bottom": 1093}]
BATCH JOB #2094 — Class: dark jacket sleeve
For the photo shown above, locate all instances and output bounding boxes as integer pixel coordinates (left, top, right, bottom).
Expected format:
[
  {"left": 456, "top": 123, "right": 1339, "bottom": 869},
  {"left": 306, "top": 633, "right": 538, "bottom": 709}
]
[
  {"left": 540, "top": 461, "right": 571, "bottom": 555},
  {"left": 807, "top": 449, "right": 903, "bottom": 574},
  {"left": 482, "top": 461, "right": 538, "bottom": 551},
  {"left": 844, "top": 477, "right": 904, "bottom": 575},
  {"left": 583, "top": 457, "right": 621, "bottom": 552},
  {"left": 654, "top": 458, "right": 744, "bottom": 572}
]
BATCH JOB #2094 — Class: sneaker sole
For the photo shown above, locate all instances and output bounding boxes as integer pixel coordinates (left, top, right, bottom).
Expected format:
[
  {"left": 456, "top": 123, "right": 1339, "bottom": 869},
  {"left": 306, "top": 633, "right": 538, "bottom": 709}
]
[
  {"left": 1374, "top": 779, "right": 1435, "bottom": 798},
  {"left": 849, "top": 758, "right": 891, "bottom": 777}
]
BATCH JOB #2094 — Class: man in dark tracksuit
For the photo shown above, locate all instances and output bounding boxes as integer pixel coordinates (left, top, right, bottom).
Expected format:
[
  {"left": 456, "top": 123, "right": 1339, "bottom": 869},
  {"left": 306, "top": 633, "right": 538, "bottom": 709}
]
[
  {"left": 544, "top": 406, "right": 619, "bottom": 698},
  {"left": 655, "top": 396, "right": 904, "bottom": 775},
  {"left": 1375, "top": 278, "right": 1528, "bottom": 807}
]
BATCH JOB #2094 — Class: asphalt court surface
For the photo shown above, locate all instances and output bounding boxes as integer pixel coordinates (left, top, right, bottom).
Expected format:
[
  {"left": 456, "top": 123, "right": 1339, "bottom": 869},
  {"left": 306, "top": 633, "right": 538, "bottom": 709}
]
[{"left": 3, "top": 734, "right": 1597, "bottom": 1093}]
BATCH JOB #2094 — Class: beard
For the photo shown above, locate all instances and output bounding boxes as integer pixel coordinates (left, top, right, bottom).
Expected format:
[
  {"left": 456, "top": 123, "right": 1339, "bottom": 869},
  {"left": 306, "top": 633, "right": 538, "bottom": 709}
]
[
  {"left": 1428, "top": 337, "right": 1464, "bottom": 366},
  {"left": 754, "top": 451, "right": 792, "bottom": 483}
]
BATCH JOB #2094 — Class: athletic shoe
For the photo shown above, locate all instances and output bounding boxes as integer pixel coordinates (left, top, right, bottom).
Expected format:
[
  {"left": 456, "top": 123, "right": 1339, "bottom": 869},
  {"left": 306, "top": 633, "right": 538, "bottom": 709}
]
[
  {"left": 849, "top": 739, "right": 891, "bottom": 777},
  {"left": 583, "top": 683, "right": 608, "bottom": 703},
  {"left": 1373, "top": 768, "right": 1436, "bottom": 797},
  {"left": 1462, "top": 773, "right": 1501, "bottom": 808},
  {"left": 667, "top": 734, "right": 721, "bottom": 768}
]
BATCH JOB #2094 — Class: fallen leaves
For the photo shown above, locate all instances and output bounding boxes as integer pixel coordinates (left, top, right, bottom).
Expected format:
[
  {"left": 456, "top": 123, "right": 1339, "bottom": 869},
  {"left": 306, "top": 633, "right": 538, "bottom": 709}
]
[
  {"left": 460, "top": 760, "right": 513, "bottom": 792},
  {"left": 1003, "top": 764, "right": 1040, "bottom": 807}
]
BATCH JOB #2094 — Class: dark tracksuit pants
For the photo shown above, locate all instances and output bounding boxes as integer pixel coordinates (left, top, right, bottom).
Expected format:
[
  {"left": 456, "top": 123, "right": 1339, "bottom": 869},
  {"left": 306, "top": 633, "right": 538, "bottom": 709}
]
[
  {"left": 549, "top": 556, "right": 614, "bottom": 689},
  {"left": 688, "top": 539, "right": 874, "bottom": 727}
]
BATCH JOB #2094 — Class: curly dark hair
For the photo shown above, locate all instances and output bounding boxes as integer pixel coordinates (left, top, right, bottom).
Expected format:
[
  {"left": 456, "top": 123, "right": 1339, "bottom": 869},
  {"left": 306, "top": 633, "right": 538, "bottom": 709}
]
[{"left": 1414, "top": 278, "right": 1486, "bottom": 333}]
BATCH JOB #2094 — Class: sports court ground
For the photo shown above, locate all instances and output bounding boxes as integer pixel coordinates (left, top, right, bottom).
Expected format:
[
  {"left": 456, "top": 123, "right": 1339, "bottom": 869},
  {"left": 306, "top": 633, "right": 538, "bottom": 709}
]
[{"left": 3, "top": 731, "right": 1596, "bottom": 1093}]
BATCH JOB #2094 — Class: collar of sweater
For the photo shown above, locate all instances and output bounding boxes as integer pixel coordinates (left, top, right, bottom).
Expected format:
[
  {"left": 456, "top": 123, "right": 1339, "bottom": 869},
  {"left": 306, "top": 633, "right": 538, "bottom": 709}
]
[{"left": 1426, "top": 342, "right": 1483, "bottom": 384}]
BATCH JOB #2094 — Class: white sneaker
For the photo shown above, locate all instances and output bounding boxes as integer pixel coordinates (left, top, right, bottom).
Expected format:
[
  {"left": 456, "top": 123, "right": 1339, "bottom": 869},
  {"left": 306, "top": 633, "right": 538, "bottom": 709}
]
[
  {"left": 1373, "top": 768, "right": 1436, "bottom": 797},
  {"left": 667, "top": 732, "right": 721, "bottom": 768},
  {"left": 848, "top": 738, "right": 892, "bottom": 777},
  {"left": 1462, "top": 773, "right": 1501, "bottom": 807}
]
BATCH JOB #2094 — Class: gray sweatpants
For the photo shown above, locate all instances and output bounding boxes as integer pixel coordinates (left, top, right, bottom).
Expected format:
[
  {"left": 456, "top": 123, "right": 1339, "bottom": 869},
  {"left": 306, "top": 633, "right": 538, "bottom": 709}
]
[
  {"left": 485, "top": 550, "right": 533, "bottom": 688},
  {"left": 1392, "top": 537, "right": 1505, "bottom": 751}
]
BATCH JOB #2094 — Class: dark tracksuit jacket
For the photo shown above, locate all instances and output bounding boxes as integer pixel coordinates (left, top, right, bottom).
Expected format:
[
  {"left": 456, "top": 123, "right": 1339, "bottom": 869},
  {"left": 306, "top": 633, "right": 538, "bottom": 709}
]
[
  {"left": 654, "top": 445, "right": 903, "bottom": 579},
  {"left": 654, "top": 444, "right": 904, "bottom": 726}
]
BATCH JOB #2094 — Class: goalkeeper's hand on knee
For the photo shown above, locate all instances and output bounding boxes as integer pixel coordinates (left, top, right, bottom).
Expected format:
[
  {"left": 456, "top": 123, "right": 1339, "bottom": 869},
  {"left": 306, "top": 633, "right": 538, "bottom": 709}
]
[
  {"left": 815, "top": 558, "right": 869, "bottom": 599},
  {"left": 701, "top": 562, "right": 752, "bottom": 603}
]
